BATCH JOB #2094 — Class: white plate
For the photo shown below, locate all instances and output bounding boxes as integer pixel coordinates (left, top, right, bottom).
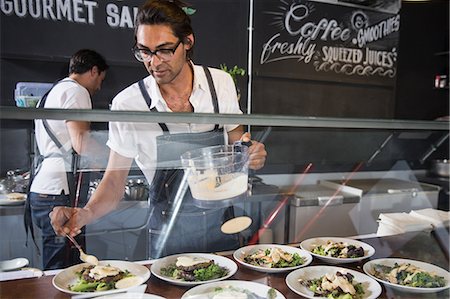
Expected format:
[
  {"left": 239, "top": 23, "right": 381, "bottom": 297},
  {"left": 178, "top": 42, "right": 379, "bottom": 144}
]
[
  {"left": 181, "top": 280, "right": 286, "bottom": 298},
  {"left": 233, "top": 243, "right": 313, "bottom": 273},
  {"left": 52, "top": 260, "right": 150, "bottom": 295},
  {"left": 363, "top": 258, "right": 450, "bottom": 293},
  {"left": 300, "top": 237, "right": 375, "bottom": 264},
  {"left": 97, "top": 294, "right": 165, "bottom": 299},
  {"left": 0, "top": 258, "right": 29, "bottom": 271},
  {"left": 286, "top": 265, "right": 382, "bottom": 299},
  {"left": 0, "top": 194, "right": 26, "bottom": 206},
  {"left": 150, "top": 253, "right": 237, "bottom": 286}
]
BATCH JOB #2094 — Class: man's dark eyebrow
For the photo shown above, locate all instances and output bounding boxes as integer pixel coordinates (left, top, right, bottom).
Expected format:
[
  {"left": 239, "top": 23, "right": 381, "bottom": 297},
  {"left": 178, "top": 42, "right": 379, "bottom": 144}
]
[{"left": 136, "top": 41, "right": 177, "bottom": 50}]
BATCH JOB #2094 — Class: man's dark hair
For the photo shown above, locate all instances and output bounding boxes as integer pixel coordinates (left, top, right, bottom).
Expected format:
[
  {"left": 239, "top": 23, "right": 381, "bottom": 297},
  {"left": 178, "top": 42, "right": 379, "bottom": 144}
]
[
  {"left": 135, "top": 0, "right": 194, "bottom": 60},
  {"left": 69, "top": 49, "right": 109, "bottom": 75}
]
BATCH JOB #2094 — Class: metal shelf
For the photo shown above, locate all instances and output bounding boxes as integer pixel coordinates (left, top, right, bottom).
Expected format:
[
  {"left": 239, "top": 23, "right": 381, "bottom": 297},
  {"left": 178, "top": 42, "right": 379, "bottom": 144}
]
[{"left": 0, "top": 106, "right": 448, "bottom": 131}]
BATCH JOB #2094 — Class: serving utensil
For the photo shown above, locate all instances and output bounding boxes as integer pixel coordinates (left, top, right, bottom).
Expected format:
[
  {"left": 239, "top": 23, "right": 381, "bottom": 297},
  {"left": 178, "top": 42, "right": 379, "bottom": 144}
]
[{"left": 65, "top": 233, "right": 98, "bottom": 265}]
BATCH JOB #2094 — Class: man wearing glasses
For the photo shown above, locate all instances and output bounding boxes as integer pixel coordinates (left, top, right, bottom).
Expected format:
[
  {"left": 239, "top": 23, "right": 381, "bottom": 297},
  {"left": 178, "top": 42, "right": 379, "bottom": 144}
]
[{"left": 50, "top": 0, "right": 267, "bottom": 258}]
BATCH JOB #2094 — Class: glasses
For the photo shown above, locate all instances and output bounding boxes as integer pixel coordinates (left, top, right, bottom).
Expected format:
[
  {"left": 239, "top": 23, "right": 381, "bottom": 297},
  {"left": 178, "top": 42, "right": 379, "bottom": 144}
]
[{"left": 132, "top": 40, "right": 181, "bottom": 62}]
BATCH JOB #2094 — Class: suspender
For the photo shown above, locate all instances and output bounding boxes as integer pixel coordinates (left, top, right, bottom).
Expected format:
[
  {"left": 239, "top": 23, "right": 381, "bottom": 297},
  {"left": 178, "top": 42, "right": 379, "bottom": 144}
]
[
  {"left": 138, "top": 80, "right": 170, "bottom": 132},
  {"left": 138, "top": 66, "right": 221, "bottom": 132},
  {"left": 202, "top": 65, "right": 220, "bottom": 121},
  {"left": 37, "top": 79, "right": 79, "bottom": 175},
  {"left": 25, "top": 79, "right": 79, "bottom": 252}
]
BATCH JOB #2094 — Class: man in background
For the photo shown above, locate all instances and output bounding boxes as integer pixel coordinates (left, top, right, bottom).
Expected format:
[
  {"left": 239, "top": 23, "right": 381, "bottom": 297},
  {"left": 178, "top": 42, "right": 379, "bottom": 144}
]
[{"left": 27, "top": 49, "right": 108, "bottom": 270}]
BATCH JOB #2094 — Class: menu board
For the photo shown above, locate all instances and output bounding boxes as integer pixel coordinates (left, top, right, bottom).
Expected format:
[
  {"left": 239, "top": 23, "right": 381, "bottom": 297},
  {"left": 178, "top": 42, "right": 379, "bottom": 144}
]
[
  {"left": 253, "top": 0, "right": 401, "bottom": 86},
  {"left": 0, "top": 0, "right": 248, "bottom": 67},
  {"left": 0, "top": 0, "right": 137, "bottom": 62}
]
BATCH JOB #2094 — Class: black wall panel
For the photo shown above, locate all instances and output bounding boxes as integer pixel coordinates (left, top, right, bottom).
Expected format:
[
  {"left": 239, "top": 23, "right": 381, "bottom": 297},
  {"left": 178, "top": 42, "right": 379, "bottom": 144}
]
[{"left": 252, "top": 76, "right": 394, "bottom": 118}]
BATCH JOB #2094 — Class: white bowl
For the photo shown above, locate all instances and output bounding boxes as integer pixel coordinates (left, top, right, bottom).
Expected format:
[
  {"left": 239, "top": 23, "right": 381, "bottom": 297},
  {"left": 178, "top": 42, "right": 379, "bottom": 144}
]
[
  {"left": 0, "top": 258, "right": 29, "bottom": 271},
  {"left": 233, "top": 243, "right": 312, "bottom": 273},
  {"left": 286, "top": 265, "right": 382, "bottom": 299},
  {"left": 52, "top": 260, "right": 150, "bottom": 295},
  {"left": 150, "top": 253, "right": 237, "bottom": 286},
  {"left": 181, "top": 280, "right": 286, "bottom": 298},
  {"left": 300, "top": 237, "right": 375, "bottom": 264},
  {"left": 363, "top": 258, "right": 450, "bottom": 293}
]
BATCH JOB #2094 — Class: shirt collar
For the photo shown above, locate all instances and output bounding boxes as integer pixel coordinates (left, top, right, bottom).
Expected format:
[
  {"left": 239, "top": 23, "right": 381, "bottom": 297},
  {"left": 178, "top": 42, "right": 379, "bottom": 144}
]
[{"left": 145, "top": 61, "right": 208, "bottom": 109}]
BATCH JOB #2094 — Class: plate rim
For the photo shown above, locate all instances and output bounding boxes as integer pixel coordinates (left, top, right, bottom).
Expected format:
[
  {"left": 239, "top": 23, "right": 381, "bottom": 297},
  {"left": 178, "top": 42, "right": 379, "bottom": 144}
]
[
  {"left": 286, "top": 265, "right": 382, "bottom": 299},
  {"left": 299, "top": 236, "right": 375, "bottom": 264},
  {"left": 233, "top": 243, "right": 313, "bottom": 273},
  {"left": 150, "top": 253, "right": 238, "bottom": 286},
  {"left": 52, "top": 260, "right": 151, "bottom": 295},
  {"left": 96, "top": 293, "right": 166, "bottom": 299},
  {"left": 0, "top": 257, "right": 29, "bottom": 271},
  {"left": 180, "top": 279, "right": 286, "bottom": 298},
  {"left": 362, "top": 257, "right": 450, "bottom": 293}
]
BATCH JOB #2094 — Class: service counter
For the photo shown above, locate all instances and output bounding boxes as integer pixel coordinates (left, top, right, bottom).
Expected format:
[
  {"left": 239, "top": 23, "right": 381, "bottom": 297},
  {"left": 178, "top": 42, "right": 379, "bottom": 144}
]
[{"left": 0, "top": 229, "right": 448, "bottom": 298}]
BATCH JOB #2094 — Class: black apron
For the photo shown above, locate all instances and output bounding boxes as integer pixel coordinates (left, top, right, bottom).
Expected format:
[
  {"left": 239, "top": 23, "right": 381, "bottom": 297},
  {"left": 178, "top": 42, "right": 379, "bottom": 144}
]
[
  {"left": 24, "top": 79, "right": 88, "bottom": 252},
  {"left": 138, "top": 66, "right": 240, "bottom": 258}
]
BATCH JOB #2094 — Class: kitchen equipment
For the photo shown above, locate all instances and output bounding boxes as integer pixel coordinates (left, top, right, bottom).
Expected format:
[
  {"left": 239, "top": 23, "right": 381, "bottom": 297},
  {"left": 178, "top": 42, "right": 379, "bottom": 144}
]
[
  {"left": 180, "top": 144, "right": 249, "bottom": 201},
  {"left": 124, "top": 178, "right": 149, "bottom": 201},
  {"left": 418, "top": 175, "right": 449, "bottom": 211},
  {"left": 0, "top": 170, "right": 28, "bottom": 194},
  {"left": 429, "top": 159, "right": 450, "bottom": 177},
  {"left": 282, "top": 184, "right": 360, "bottom": 243},
  {"left": 321, "top": 178, "right": 440, "bottom": 235},
  {"left": 14, "top": 82, "right": 52, "bottom": 108}
]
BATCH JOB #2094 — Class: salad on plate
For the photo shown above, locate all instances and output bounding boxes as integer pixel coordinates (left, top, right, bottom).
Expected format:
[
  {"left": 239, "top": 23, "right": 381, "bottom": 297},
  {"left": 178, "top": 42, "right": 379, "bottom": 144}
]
[
  {"left": 312, "top": 240, "right": 364, "bottom": 259},
  {"left": 300, "top": 237, "right": 375, "bottom": 264},
  {"left": 370, "top": 262, "right": 446, "bottom": 288},
  {"left": 151, "top": 253, "right": 237, "bottom": 286},
  {"left": 243, "top": 247, "right": 305, "bottom": 268},
  {"left": 363, "top": 258, "right": 449, "bottom": 293},
  {"left": 160, "top": 256, "right": 229, "bottom": 282},
  {"left": 299, "top": 270, "right": 365, "bottom": 299},
  {"left": 69, "top": 264, "right": 139, "bottom": 292},
  {"left": 286, "top": 265, "right": 382, "bottom": 299},
  {"left": 52, "top": 260, "right": 150, "bottom": 295},
  {"left": 234, "top": 244, "right": 312, "bottom": 273}
]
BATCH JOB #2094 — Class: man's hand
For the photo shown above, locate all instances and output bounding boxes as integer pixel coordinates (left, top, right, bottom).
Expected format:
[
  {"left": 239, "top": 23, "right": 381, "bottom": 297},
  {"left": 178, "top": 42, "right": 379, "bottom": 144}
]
[
  {"left": 241, "top": 132, "right": 267, "bottom": 170},
  {"left": 49, "top": 206, "right": 92, "bottom": 237}
]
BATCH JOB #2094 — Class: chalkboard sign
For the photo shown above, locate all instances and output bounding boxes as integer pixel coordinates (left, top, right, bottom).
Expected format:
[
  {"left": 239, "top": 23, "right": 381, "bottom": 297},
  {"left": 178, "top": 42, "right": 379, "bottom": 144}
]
[
  {"left": 0, "top": 0, "right": 248, "bottom": 68},
  {"left": 0, "top": 0, "right": 138, "bottom": 63},
  {"left": 253, "top": 0, "right": 400, "bottom": 86},
  {"left": 0, "top": 0, "right": 249, "bottom": 105}
]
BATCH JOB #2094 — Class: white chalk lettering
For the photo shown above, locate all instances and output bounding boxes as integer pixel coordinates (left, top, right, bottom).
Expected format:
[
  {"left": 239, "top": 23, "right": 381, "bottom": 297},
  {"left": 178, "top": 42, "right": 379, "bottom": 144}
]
[
  {"left": 56, "top": 0, "right": 71, "bottom": 21},
  {"left": 43, "top": 0, "right": 56, "bottom": 20},
  {"left": 106, "top": 3, "right": 137, "bottom": 28},
  {"left": 284, "top": 3, "right": 351, "bottom": 42},
  {"left": 322, "top": 46, "right": 363, "bottom": 64},
  {"left": 28, "top": 0, "right": 40, "bottom": 18},
  {"left": 0, "top": 0, "right": 97, "bottom": 24},
  {"left": 260, "top": 33, "right": 315, "bottom": 64},
  {"left": 357, "top": 15, "right": 400, "bottom": 47},
  {"left": 363, "top": 48, "right": 396, "bottom": 67}
]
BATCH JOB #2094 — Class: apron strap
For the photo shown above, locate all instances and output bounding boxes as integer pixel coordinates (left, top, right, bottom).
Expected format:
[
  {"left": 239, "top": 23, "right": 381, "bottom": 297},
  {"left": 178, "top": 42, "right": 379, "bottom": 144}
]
[
  {"left": 25, "top": 79, "right": 79, "bottom": 252},
  {"left": 202, "top": 66, "right": 220, "bottom": 131},
  {"left": 138, "top": 66, "right": 222, "bottom": 133},
  {"left": 138, "top": 79, "right": 169, "bottom": 133}
]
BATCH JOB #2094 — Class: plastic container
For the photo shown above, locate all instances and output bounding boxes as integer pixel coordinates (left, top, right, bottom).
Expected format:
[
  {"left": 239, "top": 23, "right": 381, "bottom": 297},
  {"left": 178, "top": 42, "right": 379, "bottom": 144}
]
[
  {"left": 15, "top": 82, "right": 53, "bottom": 107},
  {"left": 181, "top": 144, "right": 249, "bottom": 200}
]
